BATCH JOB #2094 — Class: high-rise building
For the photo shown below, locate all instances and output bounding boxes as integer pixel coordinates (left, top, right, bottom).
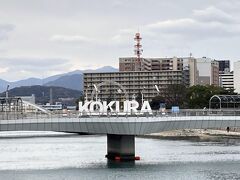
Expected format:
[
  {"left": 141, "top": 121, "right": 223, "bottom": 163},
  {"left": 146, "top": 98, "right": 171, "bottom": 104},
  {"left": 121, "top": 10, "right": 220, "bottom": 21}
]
[
  {"left": 219, "top": 72, "right": 234, "bottom": 90},
  {"left": 119, "top": 57, "right": 182, "bottom": 71},
  {"left": 234, "top": 61, "right": 240, "bottom": 93},
  {"left": 119, "top": 56, "right": 198, "bottom": 86},
  {"left": 217, "top": 60, "right": 232, "bottom": 90},
  {"left": 218, "top": 60, "right": 230, "bottom": 74},
  {"left": 119, "top": 58, "right": 151, "bottom": 71},
  {"left": 183, "top": 57, "right": 198, "bottom": 86},
  {"left": 84, "top": 70, "right": 185, "bottom": 102},
  {"left": 196, "top": 57, "right": 219, "bottom": 86}
]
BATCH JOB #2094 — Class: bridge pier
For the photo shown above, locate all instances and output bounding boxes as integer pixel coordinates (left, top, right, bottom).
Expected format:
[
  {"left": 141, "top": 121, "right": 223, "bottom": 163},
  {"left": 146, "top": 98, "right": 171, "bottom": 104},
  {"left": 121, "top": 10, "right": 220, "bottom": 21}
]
[{"left": 106, "top": 134, "right": 136, "bottom": 161}]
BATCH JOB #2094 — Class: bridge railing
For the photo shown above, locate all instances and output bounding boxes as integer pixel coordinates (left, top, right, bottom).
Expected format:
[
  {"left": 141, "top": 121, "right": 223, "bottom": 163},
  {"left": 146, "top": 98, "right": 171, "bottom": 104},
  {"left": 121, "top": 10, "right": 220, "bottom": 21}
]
[
  {"left": 77, "top": 109, "right": 240, "bottom": 117},
  {"left": 1, "top": 109, "right": 240, "bottom": 120}
]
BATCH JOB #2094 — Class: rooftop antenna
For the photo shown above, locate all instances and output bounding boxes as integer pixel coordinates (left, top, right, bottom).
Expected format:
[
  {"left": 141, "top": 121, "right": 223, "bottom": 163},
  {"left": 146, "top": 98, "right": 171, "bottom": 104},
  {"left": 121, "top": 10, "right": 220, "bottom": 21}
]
[{"left": 134, "top": 32, "right": 143, "bottom": 70}]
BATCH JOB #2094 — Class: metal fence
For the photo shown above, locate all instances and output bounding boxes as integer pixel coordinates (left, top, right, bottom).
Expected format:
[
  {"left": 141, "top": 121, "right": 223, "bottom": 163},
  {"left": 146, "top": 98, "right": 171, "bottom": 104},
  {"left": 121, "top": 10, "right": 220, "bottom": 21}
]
[{"left": 1, "top": 109, "right": 240, "bottom": 120}]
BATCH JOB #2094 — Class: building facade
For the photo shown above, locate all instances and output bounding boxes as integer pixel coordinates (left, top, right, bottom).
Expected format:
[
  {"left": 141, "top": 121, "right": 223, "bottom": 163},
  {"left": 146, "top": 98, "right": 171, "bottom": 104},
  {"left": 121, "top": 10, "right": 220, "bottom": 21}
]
[
  {"left": 119, "top": 56, "right": 198, "bottom": 86},
  {"left": 217, "top": 60, "right": 232, "bottom": 90},
  {"left": 196, "top": 57, "right": 219, "bottom": 86},
  {"left": 119, "top": 57, "right": 184, "bottom": 71},
  {"left": 84, "top": 71, "right": 184, "bottom": 102},
  {"left": 234, "top": 61, "right": 240, "bottom": 93},
  {"left": 219, "top": 72, "right": 234, "bottom": 90},
  {"left": 119, "top": 57, "right": 151, "bottom": 71},
  {"left": 218, "top": 60, "right": 230, "bottom": 74}
]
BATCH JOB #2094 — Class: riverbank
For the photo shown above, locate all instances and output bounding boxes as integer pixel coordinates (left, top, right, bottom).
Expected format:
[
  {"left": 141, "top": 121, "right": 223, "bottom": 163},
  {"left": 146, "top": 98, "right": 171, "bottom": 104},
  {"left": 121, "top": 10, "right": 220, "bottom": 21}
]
[{"left": 141, "top": 129, "right": 240, "bottom": 142}]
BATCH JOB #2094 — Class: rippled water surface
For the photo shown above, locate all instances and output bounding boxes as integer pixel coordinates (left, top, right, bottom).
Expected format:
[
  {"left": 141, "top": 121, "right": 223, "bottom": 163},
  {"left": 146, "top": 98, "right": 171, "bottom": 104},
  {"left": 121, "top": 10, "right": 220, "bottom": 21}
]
[{"left": 0, "top": 132, "right": 239, "bottom": 180}]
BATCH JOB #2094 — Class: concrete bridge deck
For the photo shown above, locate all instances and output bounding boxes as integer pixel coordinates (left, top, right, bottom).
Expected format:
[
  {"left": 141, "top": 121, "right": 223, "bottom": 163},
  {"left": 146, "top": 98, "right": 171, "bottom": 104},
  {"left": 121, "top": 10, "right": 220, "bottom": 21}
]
[
  {"left": 1, "top": 110, "right": 240, "bottom": 161},
  {"left": 1, "top": 114, "right": 240, "bottom": 135}
]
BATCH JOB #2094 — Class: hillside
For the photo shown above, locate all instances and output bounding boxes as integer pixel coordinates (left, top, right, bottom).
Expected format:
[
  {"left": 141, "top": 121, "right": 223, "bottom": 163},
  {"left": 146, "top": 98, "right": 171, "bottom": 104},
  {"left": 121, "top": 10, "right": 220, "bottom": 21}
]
[
  {"left": 0, "top": 66, "right": 118, "bottom": 92},
  {"left": 44, "top": 74, "right": 83, "bottom": 91},
  {"left": 0, "top": 79, "right": 9, "bottom": 93},
  {"left": 0, "top": 85, "right": 82, "bottom": 105}
]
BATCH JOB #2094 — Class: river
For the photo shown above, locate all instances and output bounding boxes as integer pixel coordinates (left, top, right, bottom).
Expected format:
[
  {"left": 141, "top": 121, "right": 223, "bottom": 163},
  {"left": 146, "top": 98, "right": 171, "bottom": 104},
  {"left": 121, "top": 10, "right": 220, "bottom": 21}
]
[{"left": 0, "top": 132, "right": 239, "bottom": 180}]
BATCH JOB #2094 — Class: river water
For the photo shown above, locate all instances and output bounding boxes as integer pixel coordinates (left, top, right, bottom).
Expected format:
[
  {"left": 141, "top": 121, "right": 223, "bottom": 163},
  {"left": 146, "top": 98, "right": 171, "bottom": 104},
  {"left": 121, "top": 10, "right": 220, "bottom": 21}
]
[{"left": 0, "top": 132, "right": 239, "bottom": 180}]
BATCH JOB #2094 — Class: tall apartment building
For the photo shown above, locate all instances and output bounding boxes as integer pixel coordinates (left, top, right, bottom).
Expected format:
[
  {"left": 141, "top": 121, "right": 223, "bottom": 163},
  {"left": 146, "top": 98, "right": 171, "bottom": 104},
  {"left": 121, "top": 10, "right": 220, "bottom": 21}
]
[
  {"left": 234, "top": 61, "right": 240, "bottom": 93},
  {"left": 119, "top": 58, "right": 151, "bottom": 71},
  {"left": 219, "top": 72, "right": 234, "bottom": 90},
  {"left": 217, "top": 60, "right": 233, "bottom": 90},
  {"left": 119, "top": 56, "right": 198, "bottom": 86},
  {"left": 84, "top": 71, "right": 184, "bottom": 102},
  {"left": 119, "top": 57, "right": 182, "bottom": 71},
  {"left": 183, "top": 57, "right": 198, "bottom": 86},
  {"left": 196, "top": 57, "right": 219, "bottom": 86},
  {"left": 218, "top": 60, "right": 230, "bottom": 74}
]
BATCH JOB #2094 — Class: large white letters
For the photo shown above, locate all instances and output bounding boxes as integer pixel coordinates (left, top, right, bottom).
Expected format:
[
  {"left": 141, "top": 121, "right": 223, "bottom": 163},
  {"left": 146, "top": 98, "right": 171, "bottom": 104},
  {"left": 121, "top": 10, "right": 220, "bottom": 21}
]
[
  {"left": 79, "top": 100, "right": 152, "bottom": 115},
  {"left": 141, "top": 101, "right": 152, "bottom": 113},
  {"left": 79, "top": 101, "right": 91, "bottom": 113}
]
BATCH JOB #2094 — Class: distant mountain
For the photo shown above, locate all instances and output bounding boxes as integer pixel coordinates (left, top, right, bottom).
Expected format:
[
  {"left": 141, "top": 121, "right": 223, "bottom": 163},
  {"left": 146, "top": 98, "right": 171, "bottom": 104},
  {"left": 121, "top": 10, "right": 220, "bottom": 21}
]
[
  {"left": 0, "top": 85, "right": 82, "bottom": 105},
  {"left": 11, "top": 78, "right": 42, "bottom": 87},
  {"left": 0, "top": 79, "right": 9, "bottom": 92},
  {"left": 0, "top": 66, "right": 118, "bottom": 93},
  {"left": 43, "top": 66, "right": 118, "bottom": 91},
  {"left": 83, "top": 66, "right": 118, "bottom": 73},
  {"left": 44, "top": 74, "right": 83, "bottom": 91}
]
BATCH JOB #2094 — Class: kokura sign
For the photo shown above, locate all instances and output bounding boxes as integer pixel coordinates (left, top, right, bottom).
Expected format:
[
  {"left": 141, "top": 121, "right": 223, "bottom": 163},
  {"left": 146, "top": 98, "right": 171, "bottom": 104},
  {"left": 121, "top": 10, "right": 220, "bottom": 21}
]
[{"left": 79, "top": 100, "right": 152, "bottom": 114}]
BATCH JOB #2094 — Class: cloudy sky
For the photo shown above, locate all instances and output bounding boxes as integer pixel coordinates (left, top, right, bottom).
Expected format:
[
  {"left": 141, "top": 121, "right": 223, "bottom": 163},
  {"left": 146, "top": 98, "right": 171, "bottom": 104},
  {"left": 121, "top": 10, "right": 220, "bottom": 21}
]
[{"left": 0, "top": 0, "right": 240, "bottom": 81}]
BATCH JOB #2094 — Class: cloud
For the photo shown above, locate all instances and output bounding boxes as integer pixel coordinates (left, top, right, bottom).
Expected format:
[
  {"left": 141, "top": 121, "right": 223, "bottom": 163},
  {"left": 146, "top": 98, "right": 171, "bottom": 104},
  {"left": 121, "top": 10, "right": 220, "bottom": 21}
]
[
  {"left": 50, "top": 34, "right": 94, "bottom": 43},
  {"left": 0, "top": 57, "right": 71, "bottom": 70},
  {"left": 112, "top": 6, "right": 240, "bottom": 42},
  {"left": 0, "top": 24, "right": 15, "bottom": 41},
  {"left": 0, "top": 57, "right": 72, "bottom": 80},
  {"left": 0, "top": 67, "right": 9, "bottom": 73},
  {"left": 193, "top": 6, "right": 237, "bottom": 24}
]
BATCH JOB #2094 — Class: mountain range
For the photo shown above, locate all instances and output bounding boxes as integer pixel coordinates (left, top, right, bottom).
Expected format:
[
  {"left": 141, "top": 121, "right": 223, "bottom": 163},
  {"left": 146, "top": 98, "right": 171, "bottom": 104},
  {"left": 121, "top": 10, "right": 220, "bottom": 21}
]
[
  {"left": 0, "top": 66, "right": 118, "bottom": 93},
  {"left": 0, "top": 85, "right": 82, "bottom": 105}
]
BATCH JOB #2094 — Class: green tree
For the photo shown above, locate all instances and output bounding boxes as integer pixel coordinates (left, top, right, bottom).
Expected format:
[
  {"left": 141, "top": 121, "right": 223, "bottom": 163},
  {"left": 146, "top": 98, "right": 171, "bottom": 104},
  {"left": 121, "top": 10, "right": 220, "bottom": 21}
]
[
  {"left": 163, "top": 84, "right": 187, "bottom": 108},
  {"left": 150, "top": 95, "right": 165, "bottom": 110},
  {"left": 186, "top": 85, "right": 235, "bottom": 109}
]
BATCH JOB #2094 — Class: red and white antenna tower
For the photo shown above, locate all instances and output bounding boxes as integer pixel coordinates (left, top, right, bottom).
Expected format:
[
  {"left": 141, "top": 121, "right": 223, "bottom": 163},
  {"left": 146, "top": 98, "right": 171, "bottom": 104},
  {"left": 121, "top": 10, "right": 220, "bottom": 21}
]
[{"left": 134, "top": 32, "right": 143, "bottom": 62}]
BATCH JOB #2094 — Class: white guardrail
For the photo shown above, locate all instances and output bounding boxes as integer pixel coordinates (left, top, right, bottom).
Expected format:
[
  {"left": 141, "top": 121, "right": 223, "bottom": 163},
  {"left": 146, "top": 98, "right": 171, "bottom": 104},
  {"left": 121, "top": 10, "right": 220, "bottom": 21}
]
[{"left": 1, "top": 109, "right": 240, "bottom": 120}]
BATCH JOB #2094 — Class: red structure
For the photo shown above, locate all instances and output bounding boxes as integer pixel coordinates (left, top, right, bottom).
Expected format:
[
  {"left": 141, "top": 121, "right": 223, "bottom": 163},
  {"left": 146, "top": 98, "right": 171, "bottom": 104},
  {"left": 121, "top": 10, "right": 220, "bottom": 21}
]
[{"left": 134, "top": 32, "right": 143, "bottom": 61}]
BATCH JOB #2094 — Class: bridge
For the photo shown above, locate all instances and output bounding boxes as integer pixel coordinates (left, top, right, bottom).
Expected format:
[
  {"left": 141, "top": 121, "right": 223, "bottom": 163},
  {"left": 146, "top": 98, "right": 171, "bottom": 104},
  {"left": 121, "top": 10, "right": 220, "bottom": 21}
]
[{"left": 1, "top": 108, "right": 240, "bottom": 161}]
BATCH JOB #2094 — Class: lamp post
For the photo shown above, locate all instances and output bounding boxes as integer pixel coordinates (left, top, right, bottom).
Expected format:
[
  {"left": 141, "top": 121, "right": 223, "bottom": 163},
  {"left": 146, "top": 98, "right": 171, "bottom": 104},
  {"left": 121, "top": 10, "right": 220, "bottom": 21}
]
[
  {"left": 93, "top": 84, "right": 99, "bottom": 101},
  {"left": 6, "top": 84, "right": 9, "bottom": 99},
  {"left": 85, "top": 85, "right": 89, "bottom": 102},
  {"left": 5, "top": 84, "right": 10, "bottom": 113},
  {"left": 141, "top": 87, "right": 145, "bottom": 105},
  {"left": 154, "top": 84, "right": 160, "bottom": 95},
  {"left": 117, "top": 89, "right": 122, "bottom": 101},
  {"left": 132, "top": 94, "right": 136, "bottom": 101}
]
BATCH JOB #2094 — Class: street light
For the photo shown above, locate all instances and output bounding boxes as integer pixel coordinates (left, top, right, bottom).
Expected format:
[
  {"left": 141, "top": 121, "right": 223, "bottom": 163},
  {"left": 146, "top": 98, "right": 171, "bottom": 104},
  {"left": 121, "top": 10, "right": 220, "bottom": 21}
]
[
  {"left": 6, "top": 84, "right": 9, "bottom": 99},
  {"left": 141, "top": 87, "right": 145, "bottom": 105},
  {"left": 117, "top": 89, "right": 122, "bottom": 94},
  {"left": 132, "top": 94, "right": 136, "bottom": 100},
  {"left": 5, "top": 84, "right": 10, "bottom": 113},
  {"left": 155, "top": 84, "right": 160, "bottom": 94},
  {"left": 85, "top": 85, "right": 90, "bottom": 102},
  {"left": 93, "top": 84, "right": 99, "bottom": 101}
]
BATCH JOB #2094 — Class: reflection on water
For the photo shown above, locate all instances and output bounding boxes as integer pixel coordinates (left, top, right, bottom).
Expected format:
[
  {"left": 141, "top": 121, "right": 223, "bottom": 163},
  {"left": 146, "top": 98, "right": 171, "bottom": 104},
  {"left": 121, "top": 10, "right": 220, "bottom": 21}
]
[
  {"left": 107, "top": 160, "right": 136, "bottom": 168},
  {"left": 0, "top": 133, "right": 239, "bottom": 180}
]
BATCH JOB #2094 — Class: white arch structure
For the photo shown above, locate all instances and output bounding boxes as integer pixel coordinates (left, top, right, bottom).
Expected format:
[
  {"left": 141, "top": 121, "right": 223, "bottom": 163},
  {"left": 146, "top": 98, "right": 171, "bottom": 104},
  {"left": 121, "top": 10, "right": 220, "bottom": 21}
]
[{"left": 90, "top": 80, "right": 129, "bottom": 101}]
